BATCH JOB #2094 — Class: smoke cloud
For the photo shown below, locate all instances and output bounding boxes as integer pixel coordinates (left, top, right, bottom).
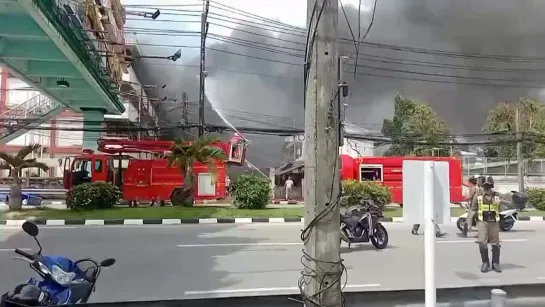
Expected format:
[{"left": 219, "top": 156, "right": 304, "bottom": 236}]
[{"left": 128, "top": 0, "right": 545, "bottom": 169}]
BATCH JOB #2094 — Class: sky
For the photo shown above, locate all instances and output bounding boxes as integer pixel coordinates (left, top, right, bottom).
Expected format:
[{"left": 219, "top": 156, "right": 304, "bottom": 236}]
[{"left": 120, "top": 0, "right": 545, "bottom": 169}]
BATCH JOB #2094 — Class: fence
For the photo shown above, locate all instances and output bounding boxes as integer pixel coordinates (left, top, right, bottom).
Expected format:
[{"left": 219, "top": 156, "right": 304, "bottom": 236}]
[{"left": 463, "top": 157, "right": 545, "bottom": 179}]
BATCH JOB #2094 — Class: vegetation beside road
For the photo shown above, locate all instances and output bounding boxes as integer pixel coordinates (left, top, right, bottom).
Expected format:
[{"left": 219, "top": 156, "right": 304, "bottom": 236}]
[
  {"left": 5, "top": 206, "right": 544, "bottom": 220},
  {"left": 3, "top": 207, "right": 305, "bottom": 220}
]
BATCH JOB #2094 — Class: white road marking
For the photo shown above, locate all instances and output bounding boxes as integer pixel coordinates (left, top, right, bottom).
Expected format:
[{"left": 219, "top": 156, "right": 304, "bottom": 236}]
[
  {"left": 234, "top": 218, "right": 253, "bottom": 224},
  {"left": 177, "top": 242, "right": 303, "bottom": 248},
  {"left": 162, "top": 219, "right": 182, "bottom": 225},
  {"left": 438, "top": 239, "right": 528, "bottom": 244},
  {"left": 0, "top": 248, "right": 32, "bottom": 252},
  {"left": 85, "top": 220, "right": 104, "bottom": 226},
  {"left": 536, "top": 277, "right": 545, "bottom": 280},
  {"left": 46, "top": 220, "right": 65, "bottom": 226},
  {"left": 5, "top": 220, "right": 26, "bottom": 227},
  {"left": 184, "top": 284, "right": 381, "bottom": 296},
  {"left": 199, "top": 218, "right": 218, "bottom": 224},
  {"left": 123, "top": 219, "right": 143, "bottom": 225}
]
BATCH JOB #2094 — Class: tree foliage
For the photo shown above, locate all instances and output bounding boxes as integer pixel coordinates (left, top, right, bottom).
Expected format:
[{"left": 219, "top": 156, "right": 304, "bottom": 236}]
[
  {"left": 232, "top": 174, "right": 271, "bottom": 209},
  {"left": 168, "top": 135, "right": 228, "bottom": 206},
  {"left": 66, "top": 182, "right": 121, "bottom": 210},
  {"left": 381, "top": 94, "right": 450, "bottom": 156},
  {"left": 341, "top": 180, "right": 391, "bottom": 210},
  {"left": 527, "top": 188, "right": 545, "bottom": 211},
  {"left": 0, "top": 144, "right": 49, "bottom": 211},
  {"left": 483, "top": 99, "right": 545, "bottom": 159}
]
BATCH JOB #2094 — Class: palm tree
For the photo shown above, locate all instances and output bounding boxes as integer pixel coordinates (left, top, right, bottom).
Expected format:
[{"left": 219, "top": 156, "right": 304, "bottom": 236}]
[
  {"left": 0, "top": 144, "right": 49, "bottom": 211},
  {"left": 168, "top": 136, "right": 228, "bottom": 206}
]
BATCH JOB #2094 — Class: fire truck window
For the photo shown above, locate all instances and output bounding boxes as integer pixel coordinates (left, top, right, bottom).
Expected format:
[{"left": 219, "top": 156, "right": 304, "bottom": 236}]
[
  {"left": 361, "top": 167, "right": 383, "bottom": 182},
  {"left": 95, "top": 160, "right": 103, "bottom": 173}
]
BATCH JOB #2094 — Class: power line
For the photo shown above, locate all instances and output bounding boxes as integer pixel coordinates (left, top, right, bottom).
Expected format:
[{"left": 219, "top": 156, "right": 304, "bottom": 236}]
[
  {"left": 352, "top": 0, "right": 378, "bottom": 77},
  {"left": 69, "top": 0, "right": 545, "bottom": 63},
  {"left": 206, "top": 47, "right": 302, "bottom": 66},
  {"left": 352, "top": 62, "right": 544, "bottom": 84},
  {"left": 353, "top": 70, "right": 545, "bottom": 89}
]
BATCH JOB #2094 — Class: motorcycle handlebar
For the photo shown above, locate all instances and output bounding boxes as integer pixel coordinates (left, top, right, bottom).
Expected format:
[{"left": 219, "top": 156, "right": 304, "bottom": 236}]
[{"left": 15, "top": 249, "right": 34, "bottom": 260}]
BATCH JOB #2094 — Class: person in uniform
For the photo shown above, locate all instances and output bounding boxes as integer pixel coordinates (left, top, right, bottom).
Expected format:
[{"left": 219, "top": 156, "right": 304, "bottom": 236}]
[
  {"left": 460, "top": 175, "right": 480, "bottom": 237},
  {"left": 411, "top": 223, "right": 445, "bottom": 238},
  {"left": 472, "top": 175, "right": 502, "bottom": 273}
]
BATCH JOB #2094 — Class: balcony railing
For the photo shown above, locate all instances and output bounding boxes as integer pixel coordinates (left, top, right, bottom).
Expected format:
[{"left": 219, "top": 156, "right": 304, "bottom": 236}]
[
  {"left": 0, "top": 95, "right": 58, "bottom": 120},
  {"left": 0, "top": 94, "right": 63, "bottom": 138}
]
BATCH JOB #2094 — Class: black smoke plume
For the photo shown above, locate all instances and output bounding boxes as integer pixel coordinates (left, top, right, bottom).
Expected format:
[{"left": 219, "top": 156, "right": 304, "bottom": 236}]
[{"left": 129, "top": 0, "right": 545, "bottom": 169}]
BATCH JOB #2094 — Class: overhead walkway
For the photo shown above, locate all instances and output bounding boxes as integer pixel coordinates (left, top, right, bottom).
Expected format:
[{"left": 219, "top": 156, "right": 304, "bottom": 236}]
[{"left": 0, "top": 0, "right": 126, "bottom": 149}]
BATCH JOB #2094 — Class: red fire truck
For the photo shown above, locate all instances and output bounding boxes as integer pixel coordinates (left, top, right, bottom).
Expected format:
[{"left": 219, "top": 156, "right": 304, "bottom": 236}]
[
  {"left": 340, "top": 155, "right": 465, "bottom": 205},
  {"left": 62, "top": 135, "right": 247, "bottom": 206}
]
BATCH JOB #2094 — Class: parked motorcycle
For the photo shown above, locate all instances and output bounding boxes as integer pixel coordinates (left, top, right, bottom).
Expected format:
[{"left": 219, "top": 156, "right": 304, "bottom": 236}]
[
  {"left": 456, "top": 191, "right": 528, "bottom": 232},
  {"left": 340, "top": 200, "right": 389, "bottom": 249},
  {"left": 1, "top": 222, "right": 115, "bottom": 306}
]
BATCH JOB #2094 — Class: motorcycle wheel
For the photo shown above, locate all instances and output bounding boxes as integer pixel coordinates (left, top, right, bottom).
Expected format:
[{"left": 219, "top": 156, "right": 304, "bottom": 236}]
[
  {"left": 500, "top": 217, "right": 515, "bottom": 232},
  {"left": 370, "top": 223, "right": 388, "bottom": 249},
  {"left": 456, "top": 217, "right": 467, "bottom": 232}
]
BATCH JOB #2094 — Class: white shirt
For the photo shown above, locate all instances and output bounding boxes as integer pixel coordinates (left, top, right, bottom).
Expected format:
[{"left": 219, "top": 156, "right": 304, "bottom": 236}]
[{"left": 285, "top": 179, "right": 294, "bottom": 189}]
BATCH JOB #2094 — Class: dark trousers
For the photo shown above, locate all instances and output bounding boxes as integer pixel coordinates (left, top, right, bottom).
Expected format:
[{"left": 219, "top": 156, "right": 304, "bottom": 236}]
[{"left": 412, "top": 223, "right": 441, "bottom": 233}]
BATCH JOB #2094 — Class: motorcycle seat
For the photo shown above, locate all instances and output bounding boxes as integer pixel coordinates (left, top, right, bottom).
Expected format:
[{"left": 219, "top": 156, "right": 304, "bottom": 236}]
[{"left": 341, "top": 215, "right": 360, "bottom": 225}]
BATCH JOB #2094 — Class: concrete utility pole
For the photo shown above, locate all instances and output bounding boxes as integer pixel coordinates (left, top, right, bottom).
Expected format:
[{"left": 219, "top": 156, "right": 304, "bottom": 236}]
[
  {"left": 302, "top": 0, "right": 341, "bottom": 306},
  {"left": 138, "top": 87, "right": 143, "bottom": 141},
  {"left": 181, "top": 92, "right": 189, "bottom": 132},
  {"left": 516, "top": 105, "right": 524, "bottom": 192},
  {"left": 198, "top": 0, "right": 210, "bottom": 138}
]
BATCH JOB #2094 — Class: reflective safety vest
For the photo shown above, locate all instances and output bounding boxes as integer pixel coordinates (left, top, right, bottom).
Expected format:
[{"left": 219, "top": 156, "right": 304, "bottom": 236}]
[{"left": 477, "top": 194, "right": 500, "bottom": 221}]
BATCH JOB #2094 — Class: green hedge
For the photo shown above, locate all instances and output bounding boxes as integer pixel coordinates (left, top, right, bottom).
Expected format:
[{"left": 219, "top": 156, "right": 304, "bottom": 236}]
[
  {"left": 232, "top": 174, "right": 271, "bottom": 209},
  {"left": 527, "top": 188, "right": 545, "bottom": 211},
  {"left": 341, "top": 180, "right": 391, "bottom": 208},
  {"left": 66, "top": 182, "right": 121, "bottom": 210}
]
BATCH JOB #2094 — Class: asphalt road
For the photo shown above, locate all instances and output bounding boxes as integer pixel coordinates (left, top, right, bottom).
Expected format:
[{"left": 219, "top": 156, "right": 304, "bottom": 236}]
[{"left": 1, "top": 222, "right": 545, "bottom": 302}]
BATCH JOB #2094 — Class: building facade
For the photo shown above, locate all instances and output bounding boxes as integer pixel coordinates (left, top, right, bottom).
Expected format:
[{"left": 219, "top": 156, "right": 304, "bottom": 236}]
[{"left": 0, "top": 0, "right": 160, "bottom": 181}]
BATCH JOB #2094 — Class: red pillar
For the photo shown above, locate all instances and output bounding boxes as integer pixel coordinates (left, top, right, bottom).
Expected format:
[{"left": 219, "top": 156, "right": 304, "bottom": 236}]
[
  {"left": 49, "top": 120, "right": 57, "bottom": 177},
  {"left": 0, "top": 68, "right": 8, "bottom": 114}
]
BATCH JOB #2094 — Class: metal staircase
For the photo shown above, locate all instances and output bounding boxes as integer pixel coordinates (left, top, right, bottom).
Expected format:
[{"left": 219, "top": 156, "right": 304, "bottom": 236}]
[{"left": 0, "top": 94, "right": 66, "bottom": 144}]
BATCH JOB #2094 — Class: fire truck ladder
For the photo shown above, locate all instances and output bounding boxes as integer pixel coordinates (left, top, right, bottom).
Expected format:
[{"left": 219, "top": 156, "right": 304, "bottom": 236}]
[{"left": 97, "top": 139, "right": 175, "bottom": 155}]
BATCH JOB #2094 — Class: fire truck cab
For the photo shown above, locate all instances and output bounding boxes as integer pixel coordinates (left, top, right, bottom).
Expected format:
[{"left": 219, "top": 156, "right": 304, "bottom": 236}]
[{"left": 62, "top": 135, "right": 247, "bottom": 205}]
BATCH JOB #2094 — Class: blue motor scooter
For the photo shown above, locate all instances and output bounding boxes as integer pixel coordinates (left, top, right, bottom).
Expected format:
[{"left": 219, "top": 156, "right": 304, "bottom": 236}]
[{"left": 1, "top": 222, "right": 115, "bottom": 306}]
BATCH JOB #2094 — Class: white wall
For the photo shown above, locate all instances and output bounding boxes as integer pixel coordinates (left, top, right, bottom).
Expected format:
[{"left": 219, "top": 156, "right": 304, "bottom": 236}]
[
  {"left": 104, "top": 102, "right": 138, "bottom": 122},
  {"left": 57, "top": 119, "right": 84, "bottom": 147},
  {"left": 7, "top": 123, "right": 51, "bottom": 147},
  {"left": 6, "top": 78, "right": 39, "bottom": 107},
  {"left": 340, "top": 138, "right": 374, "bottom": 157}
]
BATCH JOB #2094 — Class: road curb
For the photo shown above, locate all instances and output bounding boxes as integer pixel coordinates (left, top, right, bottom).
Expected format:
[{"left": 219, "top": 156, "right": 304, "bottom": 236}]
[{"left": 1, "top": 216, "right": 544, "bottom": 226}]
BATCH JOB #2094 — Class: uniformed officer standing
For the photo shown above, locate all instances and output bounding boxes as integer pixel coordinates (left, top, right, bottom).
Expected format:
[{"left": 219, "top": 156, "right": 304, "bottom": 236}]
[
  {"left": 461, "top": 175, "right": 484, "bottom": 237},
  {"left": 472, "top": 176, "right": 502, "bottom": 273}
]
